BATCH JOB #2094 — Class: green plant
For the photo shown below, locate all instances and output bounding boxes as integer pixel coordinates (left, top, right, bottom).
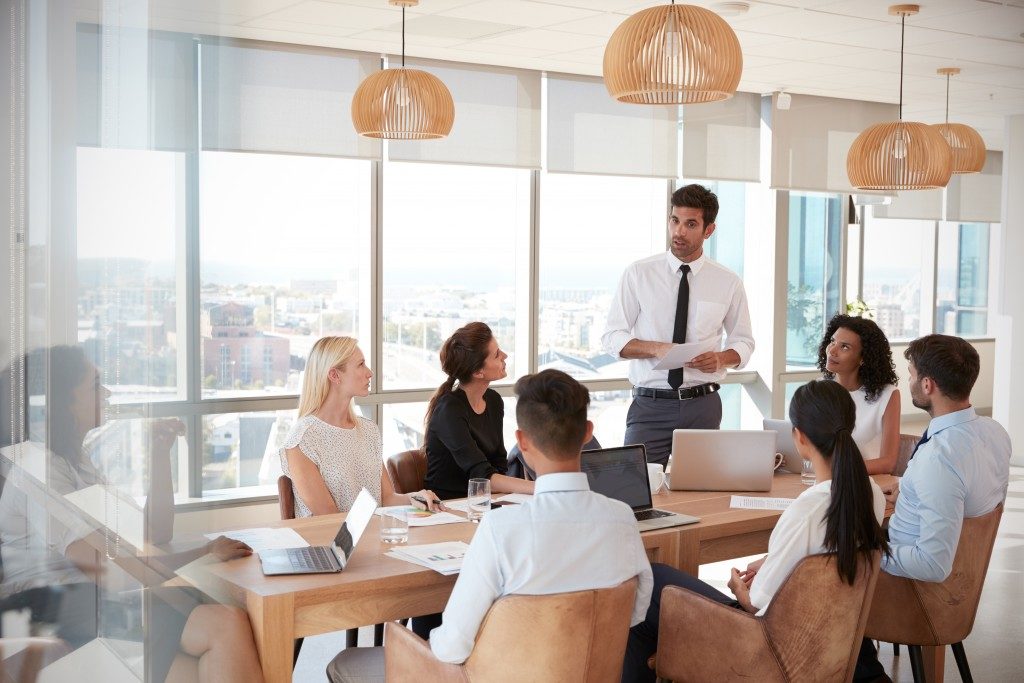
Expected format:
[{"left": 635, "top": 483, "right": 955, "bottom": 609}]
[{"left": 846, "top": 298, "right": 875, "bottom": 319}]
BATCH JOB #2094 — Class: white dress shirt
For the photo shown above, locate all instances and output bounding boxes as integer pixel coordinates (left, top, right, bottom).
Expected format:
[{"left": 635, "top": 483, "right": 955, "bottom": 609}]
[
  {"left": 748, "top": 478, "right": 885, "bottom": 616},
  {"left": 601, "top": 251, "right": 754, "bottom": 389},
  {"left": 883, "top": 407, "right": 1010, "bottom": 582},
  {"left": 429, "top": 472, "right": 653, "bottom": 664}
]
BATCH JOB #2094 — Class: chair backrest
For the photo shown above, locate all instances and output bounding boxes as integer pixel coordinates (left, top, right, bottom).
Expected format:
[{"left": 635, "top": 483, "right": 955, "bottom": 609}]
[
  {"left": 277, "top": 475, "right": 295, "bottom": 520},
  {"left": 867, "top": 504, "right": 1003, "bottom": 645},
  {"left": 385, "top": 449, "right": 427, "bottom": 495},
  {"left": 892, "top": 433, "right": 920, "bottom": 476},
  {"left": 461, "top": 579, "right": 637, "bottom": 682},
  {"left": 761, "top": 551, "right": 882, "bottom": 683}
]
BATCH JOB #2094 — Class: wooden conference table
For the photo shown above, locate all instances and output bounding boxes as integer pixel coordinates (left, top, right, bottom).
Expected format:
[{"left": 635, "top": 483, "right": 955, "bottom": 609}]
[{"left": 190, "top": 473, "right": 904, "bottom": 683}]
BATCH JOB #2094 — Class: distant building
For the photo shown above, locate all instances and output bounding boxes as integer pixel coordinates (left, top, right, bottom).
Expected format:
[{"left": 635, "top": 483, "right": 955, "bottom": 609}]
[
  {"left": 875, "top": 304, "right": 905, "bottom": 339},
  {"left": 201, "top": 302, "right": 289, "bottom": 388}
]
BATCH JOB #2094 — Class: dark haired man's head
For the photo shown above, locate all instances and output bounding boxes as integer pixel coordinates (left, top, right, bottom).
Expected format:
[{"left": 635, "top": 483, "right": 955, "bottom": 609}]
[
  {"left": 671, "top": 184, "right": 719, "bottom": 227},
  {"left": 904, "top": 334, "right": 979, "bottom": 412},
  {"left": 668, "top": 184, "right": 719, "bottom": 262},
  {"left": 514, "top": 369, "right": 592, "bottom": 463}
]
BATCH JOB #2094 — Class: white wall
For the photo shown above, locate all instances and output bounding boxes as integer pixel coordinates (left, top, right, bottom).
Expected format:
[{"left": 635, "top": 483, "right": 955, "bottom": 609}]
[{"left": 890, "top": 339, "right": 995, "bottom": 420}]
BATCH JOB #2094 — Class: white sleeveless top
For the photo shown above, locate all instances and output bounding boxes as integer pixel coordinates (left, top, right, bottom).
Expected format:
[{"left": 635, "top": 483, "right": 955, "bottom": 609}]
[
  {"left": 850, "top": 384, "right": 897, "bottom": 461},
  {"left": 279, "top": 415, "right": 383, "bottom": 518}
]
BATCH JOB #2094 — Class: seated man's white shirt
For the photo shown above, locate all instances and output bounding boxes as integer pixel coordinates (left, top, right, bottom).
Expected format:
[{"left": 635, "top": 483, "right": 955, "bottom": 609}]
[
  {"left": 748, "top": 478, "right": 885, "bottom": 616},
  {"left": 429, "top": 471, "right": 653, "bottom": 664}
]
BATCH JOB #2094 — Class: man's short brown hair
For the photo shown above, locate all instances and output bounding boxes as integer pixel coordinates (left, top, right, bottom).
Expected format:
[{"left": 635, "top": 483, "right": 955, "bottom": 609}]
[
  {"left": 904, "top": 334, "right": 980, "bottom": 402},
  {"left": 514, "top": 370, "right": 590, "bottom": 460}
]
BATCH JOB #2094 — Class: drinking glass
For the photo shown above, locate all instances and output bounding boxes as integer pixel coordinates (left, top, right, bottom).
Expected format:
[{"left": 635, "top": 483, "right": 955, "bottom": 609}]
[
  {"left": 800, "top": 459, "right": 816, "bottom": 486},
  {"left": 379, "top": 507, "right": 409, "bottom": 544},
  {"left": 467, "top": 478, "right": 491, "bottom": 523}
]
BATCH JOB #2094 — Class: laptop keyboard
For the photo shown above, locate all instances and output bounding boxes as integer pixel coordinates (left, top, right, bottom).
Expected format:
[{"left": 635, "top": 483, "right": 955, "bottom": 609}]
[
  {"left": 288, "top": 546, "right": 336, "bottom": 572},
  {"left": 635, "top": 508, "right": 674, "bottom": 521}
]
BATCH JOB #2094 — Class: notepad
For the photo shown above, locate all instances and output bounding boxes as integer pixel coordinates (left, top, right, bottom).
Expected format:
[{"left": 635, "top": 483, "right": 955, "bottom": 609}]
[{"left": 730, "top": 496, "right": 795, "bottom": 511}]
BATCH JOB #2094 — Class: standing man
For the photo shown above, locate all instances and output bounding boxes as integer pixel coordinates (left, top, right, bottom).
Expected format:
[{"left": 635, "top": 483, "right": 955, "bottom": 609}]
[{"left": 602, "top": 184, "right": 754, "bottom": 467}]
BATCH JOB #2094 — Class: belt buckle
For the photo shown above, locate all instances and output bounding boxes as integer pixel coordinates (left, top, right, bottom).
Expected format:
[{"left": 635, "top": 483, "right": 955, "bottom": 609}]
[{"left": 677, "top": 387, "right": 693, "bottom": 400}]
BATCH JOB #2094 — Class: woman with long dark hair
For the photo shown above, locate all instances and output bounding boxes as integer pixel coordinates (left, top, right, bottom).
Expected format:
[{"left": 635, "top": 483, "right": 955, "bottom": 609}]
[
  {"left": 621, "top": 380, "right": 888, "bottom": 683},
  {"left": 423, "top": 322, "right": 534, "bottom": 500},
  {"left": 817, "top": 313, "right": 901, "bottom": 475}
]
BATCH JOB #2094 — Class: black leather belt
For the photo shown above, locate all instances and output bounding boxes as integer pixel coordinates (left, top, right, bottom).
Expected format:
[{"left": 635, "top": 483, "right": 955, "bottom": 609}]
[{"left": 632, "top": 383, "right": 721, "bottom": 400}]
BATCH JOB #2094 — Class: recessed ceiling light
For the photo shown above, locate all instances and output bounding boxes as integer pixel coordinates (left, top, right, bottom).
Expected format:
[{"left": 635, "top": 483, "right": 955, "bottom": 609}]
[{"left": 711, "top": 2, "right": 751, "bottom": 17}]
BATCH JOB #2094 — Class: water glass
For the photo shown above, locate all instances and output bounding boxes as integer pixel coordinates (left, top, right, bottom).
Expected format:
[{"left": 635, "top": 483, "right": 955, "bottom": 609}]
[
  {"left": 467, "top": 478, "right": 491, "bottom": 523},
  {"left": 800, "top": 459, "right": 816, "bottom": 486},
  {"left": 379, "top": 507, "right": 409, "bottom": 544}
]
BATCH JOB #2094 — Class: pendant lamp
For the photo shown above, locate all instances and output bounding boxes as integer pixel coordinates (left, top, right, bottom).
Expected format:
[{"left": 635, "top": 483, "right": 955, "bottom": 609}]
[
  {"left": 847, "top": 5, "right": 952, "bottom": 190},
  {"left": 931, "top": 67, "right": 986, "bottom": 174},
  {"left": 351, "top": 0, "right": 454, "bottom": 139},
  {"left": 603, "top": 1, "right": 742, "bottom": 104}
]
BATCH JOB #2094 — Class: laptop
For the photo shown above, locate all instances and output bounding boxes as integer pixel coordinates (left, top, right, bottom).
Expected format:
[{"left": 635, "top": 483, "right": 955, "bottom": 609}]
[
  {"left": 763, "top": 419, "right": 804, "bottom": 474},
  {"left": 581, "top": 445, "right": 700, "bottom": 531},
  {"left": 259, "top": 488, "right": 377, "bottom": 576},
  {"left": 668, "top": 430, "right": 777, "bottom": 492}
]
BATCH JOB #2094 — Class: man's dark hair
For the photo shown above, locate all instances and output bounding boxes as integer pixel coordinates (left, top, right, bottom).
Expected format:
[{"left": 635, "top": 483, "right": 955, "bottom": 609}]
[
  {"left": 671, "top": 183, "right": 719, "bottom": 228},
  {"left": 903, "top": 334, "right": 979, "bottom": 402},
  {"left": 514, "top": 369, "right": 590, "bottom": 460}
]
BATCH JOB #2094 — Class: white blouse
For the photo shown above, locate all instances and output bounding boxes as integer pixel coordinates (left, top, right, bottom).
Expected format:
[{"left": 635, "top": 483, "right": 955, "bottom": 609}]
[
  {"left": 279, "top": 415, "right": 383, "bottom": 518},
  {"left": 748, "top": 479, "right": 885, "bottom": 616},
  {"left": 850, "top": 384, "right": 897, "bottom": 461}
]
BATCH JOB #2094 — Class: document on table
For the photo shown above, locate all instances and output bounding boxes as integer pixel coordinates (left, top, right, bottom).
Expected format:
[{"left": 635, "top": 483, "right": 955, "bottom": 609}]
[
  {"left": 652, "top": 336, "right": 721, "bottom": 371},
  {"left": 387, "top": 541, "right": 470, "bottom": 575},
  {"left": 446, "top": 493, "right": 532, "bottom": 513},
  {"left": 204, "top": 527, "right": 309, "bottom": 551},
  {"left": 730, "top": 496, "right": 795, "bottom": 511},
  {"left": 374, "top": 507, "right": 467, "bottom": 526}
]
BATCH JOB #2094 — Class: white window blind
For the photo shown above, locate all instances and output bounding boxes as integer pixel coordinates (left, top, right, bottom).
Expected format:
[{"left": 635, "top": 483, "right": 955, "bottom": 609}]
[
  {"left": 682, "top": 91, "right": 761, "bottom": 183},
  {"left": 200, "top": 41, "right": 381, "bottom": 159},
  {"left": 770, "top": 93, "right": 897, "bottom": 194},
  {"left": 946, "top": 151, "right": 1002, "bottom": 223},
  {"left": 389, "top": 58, "right": 541, "bottom": 169},
  {"left": 874, "top": 188, "right": 944, "bottom": 220},
  {"left": 546, "top": 73, "right": 677, "bottom": 178}
]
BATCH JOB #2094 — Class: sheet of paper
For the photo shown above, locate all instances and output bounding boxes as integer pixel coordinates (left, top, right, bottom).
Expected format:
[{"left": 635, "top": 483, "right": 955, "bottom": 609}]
[
  {"left": 494, "top": 493, "right": 532, "bottom": 504},
  {"left": 729, "top": 495, "right": 795, "bottom": 511},
  {"left": 652, "top": 336, "right": 722, "bottom": 372},
  {"left": 387, "top": 541, "right": 470, "bottom": 575},
  {"left": 444, "top": 500, "right": 471, "bottom": 513},
  {"left": 374, "top": 507, "right": 467, "bottom": 526},
  {"left": 204, "top": 527, "right": 309, "bottom": 552}
]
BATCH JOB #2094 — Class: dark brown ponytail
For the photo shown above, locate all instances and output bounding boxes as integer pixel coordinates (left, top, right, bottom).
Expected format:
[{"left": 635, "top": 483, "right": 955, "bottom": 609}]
[{"left": 424, "top": 322, "right": 494, "bottom": 434}]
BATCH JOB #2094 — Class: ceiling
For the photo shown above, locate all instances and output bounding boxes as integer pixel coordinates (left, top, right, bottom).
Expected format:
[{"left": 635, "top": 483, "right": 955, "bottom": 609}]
[{"left": 78, "top": 0, "right": 1024, "bottom": 150}]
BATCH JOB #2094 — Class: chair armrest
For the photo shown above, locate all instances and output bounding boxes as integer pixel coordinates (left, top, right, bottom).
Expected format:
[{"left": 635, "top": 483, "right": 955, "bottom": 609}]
[
  {"left": 656, "top": 586, "right": 783, "bottom": 682},
  {"left": 384, "top": 622, "right": 468, "bottom": 683}
]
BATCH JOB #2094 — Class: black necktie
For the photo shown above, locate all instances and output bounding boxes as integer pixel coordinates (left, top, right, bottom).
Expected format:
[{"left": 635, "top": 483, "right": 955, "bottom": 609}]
[
  {"left": 667, "top": 264, "right": 691, "bottom": 390},
  {"left": 911, "top": 430, "right": 930, "bottom": 458}
]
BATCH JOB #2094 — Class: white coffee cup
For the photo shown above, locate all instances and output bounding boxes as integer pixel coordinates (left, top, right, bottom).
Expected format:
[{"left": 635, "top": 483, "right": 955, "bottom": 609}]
[{"left": 647, "top": 463, "right": 667, "bottom": 496}]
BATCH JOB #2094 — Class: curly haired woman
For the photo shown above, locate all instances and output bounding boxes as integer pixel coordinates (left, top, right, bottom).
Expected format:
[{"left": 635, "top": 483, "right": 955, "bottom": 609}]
[{"left": 816, "top": 313, "right": 901, "bottom": 475}]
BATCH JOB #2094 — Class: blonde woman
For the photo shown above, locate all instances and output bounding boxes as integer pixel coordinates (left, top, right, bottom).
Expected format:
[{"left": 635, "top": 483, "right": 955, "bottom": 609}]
[{"left": 281, "top": 336, "right": 443, "bottom": 516}]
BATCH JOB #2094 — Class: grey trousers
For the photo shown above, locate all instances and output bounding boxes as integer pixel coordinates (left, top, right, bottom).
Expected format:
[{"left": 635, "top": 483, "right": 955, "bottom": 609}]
[
  {"left": 326, "top": 646, "right": 385, "bottom": 683},
  {"left": 624, "top": 391, "right": 723, "bottom": 468}
]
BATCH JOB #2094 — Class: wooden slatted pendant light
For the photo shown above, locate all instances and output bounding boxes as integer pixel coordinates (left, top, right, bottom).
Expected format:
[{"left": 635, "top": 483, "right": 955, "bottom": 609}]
[
  {"left": 931, "top": 67, "right": 986, "bottom": 174},
  {"left": 847, "top": 5, "right": 952, "bottom": 190},
  {"left": 603, "top": 1, "right": 743, "bottom": 104},
  {"left": 352, "top": 0, "right": 454, "bottom": 139}
]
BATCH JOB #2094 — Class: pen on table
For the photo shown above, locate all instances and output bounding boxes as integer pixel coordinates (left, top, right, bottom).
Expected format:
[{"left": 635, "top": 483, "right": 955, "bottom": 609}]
[{"left": 411, "top": 494, "right": 446, "bottom": 511}]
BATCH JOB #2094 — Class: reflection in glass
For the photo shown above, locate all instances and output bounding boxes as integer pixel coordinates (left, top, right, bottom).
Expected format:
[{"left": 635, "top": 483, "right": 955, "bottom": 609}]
[{"left": 787, "top": 193, "right": 842, "bottom": 365}]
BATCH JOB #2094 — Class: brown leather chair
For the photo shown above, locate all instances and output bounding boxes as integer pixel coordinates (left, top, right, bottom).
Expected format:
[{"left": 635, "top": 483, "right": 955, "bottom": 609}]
[
  {"left": 654, "top": 552, "right": 881, "bottom": 683},
  {"left": 865, "top": 504, "right": 1003, "bottom": 683},
  {"left": 385, "top": 449, "right": 427, "bottom": 494},
  {"left": 892, "top": 433, "right": 921, "bottom": 476},
  {"left": 384, "top": 579, "right": 637, "bottom": 682}
]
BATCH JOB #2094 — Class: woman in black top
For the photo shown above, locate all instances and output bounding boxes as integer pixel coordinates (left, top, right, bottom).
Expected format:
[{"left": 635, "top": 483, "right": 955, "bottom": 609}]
[{"left": 423, "top": 322, "right": 535, "bottom": 500}]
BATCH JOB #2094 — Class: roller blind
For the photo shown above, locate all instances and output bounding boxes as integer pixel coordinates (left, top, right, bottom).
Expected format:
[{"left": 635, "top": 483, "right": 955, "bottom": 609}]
[
  {"left": 771, "top": 93, "right": 897, "bottom": 193},
  {"left": 874, "top": 189, "right": 943, "bottom": 220},
  {"left": 389, "top": 58, "right": 540, "bottom": 169},
  {"left": 682, "top": 91, "right": 760, "bottom": 182},
  {"left": 200, "top": 41, "right": 381, "bottom": 159},
  {"left": 546, "top": 73, "right": 677, "bottom": 178},
  {"left": 946, "top": 151, "right": 1002, "bottom": 223}
]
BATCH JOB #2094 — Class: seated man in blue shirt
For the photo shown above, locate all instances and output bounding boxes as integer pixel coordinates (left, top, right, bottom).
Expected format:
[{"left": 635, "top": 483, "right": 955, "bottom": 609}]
[
  {"left": 856, "top": 334, "right": 1011, "bottom": 681},
  {"left": 327, "top": 369, "right": 653, "bottom": 682}
]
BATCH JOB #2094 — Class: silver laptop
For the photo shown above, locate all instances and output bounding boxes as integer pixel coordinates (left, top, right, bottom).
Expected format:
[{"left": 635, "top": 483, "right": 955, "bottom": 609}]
[
  {"left": 763, "top": 419, "right": 804, "bottom": 474},
  {"left": 668, "top": 430, "right": 777, "bottom": 492},
  {"left": 581, "top": 445, "right": 700, "bottom": 531},
  {"left": 259, "top": 488, "right": 377, "bottom": 576}
]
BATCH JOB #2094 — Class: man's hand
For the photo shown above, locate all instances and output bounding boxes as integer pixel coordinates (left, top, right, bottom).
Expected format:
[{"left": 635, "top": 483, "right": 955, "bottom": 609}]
[
  {"left": 206, "top": 536, "right": 253, "bottom": 562},
  {"left": 685, "top": 351, "right": 723, "bottom": 373}
]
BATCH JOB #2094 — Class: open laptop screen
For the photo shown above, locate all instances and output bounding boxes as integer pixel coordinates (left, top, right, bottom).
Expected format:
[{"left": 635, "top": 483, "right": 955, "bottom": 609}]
[
  {"left": 333, "top": 488, "right": 377, "bottom": 567},
  {"left": 581, "top": 445, "right": 652, "bottom": 511}
]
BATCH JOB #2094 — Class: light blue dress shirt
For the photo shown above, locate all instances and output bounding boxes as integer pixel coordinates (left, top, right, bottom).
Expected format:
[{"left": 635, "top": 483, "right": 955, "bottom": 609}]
[
  {"left": 883, "top": 407, "right": 1011, "bottom": 582},
  {"left": 429, "top": 472, "right": 654, "bottom": 664}
]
